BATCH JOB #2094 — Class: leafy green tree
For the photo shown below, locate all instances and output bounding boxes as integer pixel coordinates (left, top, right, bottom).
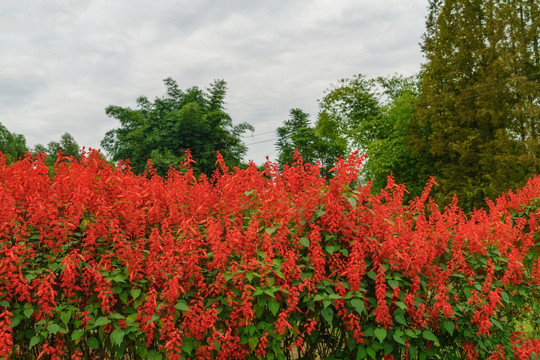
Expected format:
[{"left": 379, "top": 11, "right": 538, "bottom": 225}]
[
  {"left": 0, "top": 122, "right": 27, "bottom": 164},
  {"left": 275, "top": 108, "right": 347, "bottom": 175},
  {"left": 276, "top": 108, "right": 315, "bottom": 165},
  {"left": 412, "top": 0, "right": 540, "bottom": 210},
  {"left": 318, "top": 74, "right": 427, "bottom": 195},
  {"left": 101, "top": 78, "right": 254, "bottom": 176},
  {"left": 319, "top": 74, "right": 381, "bottom": 150},
  {"left": 57, "top": 132, "right": 80, "bottom": 159},
  {"left": 366, "top": 84, "right": 429, "bottom": 195},
  {"left": 34, "top": 132, "right": 81, "bottom": 169}
]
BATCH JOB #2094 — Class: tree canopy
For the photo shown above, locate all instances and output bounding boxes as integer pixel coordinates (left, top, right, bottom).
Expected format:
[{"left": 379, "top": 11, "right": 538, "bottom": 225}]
[
  {"left": 275, "top": 108, "right": 348, "bottom": 176},
  {"left": 411, "top": 0, "right": 540, "bottom": 209},
  {"left": 0, "top": 122, "right": 27, "bottom": 164},
  {"left": 101, "top": 78, "right": 254, "bottom": 176},
  {"left": 317, "top": 74, "right": 425, "bottom": 193},
  {"left": 34, "top": 132, "right": 81, "bottom": 171}
]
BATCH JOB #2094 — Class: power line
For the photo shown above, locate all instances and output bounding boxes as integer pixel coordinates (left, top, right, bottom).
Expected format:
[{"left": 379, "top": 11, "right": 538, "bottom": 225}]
[
  {"left": 240, "top": 130, "right": 276, "bottom": 138},
  {"left": 244, "top": 138, "right": 278, "bottom": 146}
]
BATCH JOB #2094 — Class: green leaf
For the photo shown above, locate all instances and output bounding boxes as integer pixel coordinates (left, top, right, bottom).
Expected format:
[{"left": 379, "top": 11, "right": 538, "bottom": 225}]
[
  {"left": 9, "top": 315, "right": 22, "bottom": 328},
  {"left": 491, "top": 318, "right": 504, "bottom": 331},
  {"left": 0, "top": 300, "right": 9, "bottom": 307},
  {"left": 49, "top": 262, "right": 60, "bottom": 272},
  {"left": 94, "top": 317, "right": 111, "bottom": 327},
  {"left": 87, "top": 337, "right": 99, "bottom": 349},
  {"left": 148, "top": 350, "right": 163, "bottom": 360},
  {"left": 394, "top": 313, "right": 407, "bottom": 326},
  {"left": 265, "top": 227, "right": 277, "bottom": 234},
  {"left": 351, "top": 299, "right": 365, "bottom": 315},
  {"left": 325, "top": 245, "right": 336, "bottom": 254},
  {"left": 254, "top": 303, "right": 264, "bottom": 318},
  {"left": 393, "top": 330, "right": 406, "bottom": 345},
  {"left": 131, "top": 288, "right": 141, "bottom": 299},
  {"left": 175, "top": 300, "right": 189, "bottom": 312},
  {"left": 268, "top": 298, "right": 280, "bottom": 316},
  {"left": 422, "top": 329, "right": 438, "bottom": 343},
  {"left": 367, "top": 346, "right": 376, "bottom": 359},
  {"left": 395, "top": 301, "right": 407, "bottom": 310},
  {"left": 29, "top": 336, "right": 41, "bottom": 349},
  {"left": 111, "top": 329, "right": 125, "bottom": 346},
  {"left": 119, "top": 291, "right": 128, "bottom": 305},
  {"left": 71, "top": 329, "right": 84, "bottom": 341},
  {"left": 109, "top": 312, "right": 125, "bottom": 320},
  {"left": 321, "top": 307, "right": 334, "bottom": 324},
  {"left": 24, "top": 308, "right": 34, "bottom": 318},
  {"left": 323, "top": 299, "right": 332, "bottom": 309},
  {"left": 374, "top": 328, "right": 387, "bottom": 343},
  {"left": 248, "top": 336, "right": 258, "bottom": 350},
  {"left": 113, "top": 274, "right": 126, "bottom": 283},
  {"left": 299, "top": 237, "right": 310, "bottom": 247},
  {"left": 47, "top": 323, "right": 61, "bottom": 335},
  {"left": 356, "top": 346, "right": 367, "bottom": 359},
  {"left": 182, "top": 338, "right": 193, "bottom": 355},
  {"left": 253, "top": 288, "right": 263, "bottom": 296},
  {"left": 384, "top": 342, "right": 394, "bottom": 355},
  {"left": 60, "top": 311, "right": 71, "bottom": 325},
  {"left": 443, "top": 320, "right": 454, "bottom": 336},
  {"left": 348, "top": 196, "right": 357, "bottom": 208},
  {"left": 315, "top": 209, "right": 326, "bottom": 218}
]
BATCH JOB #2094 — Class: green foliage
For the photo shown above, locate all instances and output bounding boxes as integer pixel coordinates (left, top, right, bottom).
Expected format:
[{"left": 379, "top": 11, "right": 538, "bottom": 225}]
[
  {"left": 275, "top": 108, "right": 347, "bottom": 175},
  {"left": 319, "top": 74, "right": 381, "bottom": 148},
  {"left": 0, "top": 122, "right": 27, "bottom": 164},
  {"left": 101, "top": 78, "right": 254, "bottom": 176},
  {"left": 1, "top": 152, "right": 539, "bottom": 359},
  {"left": 411, "top": 0, "right": 540, "bottom": 211},
  {"left": 34, "top": 132, "right": 81, "bottom": 169},
  {"left": 318, "top": 74, "right": 426, "bottom": 196}
]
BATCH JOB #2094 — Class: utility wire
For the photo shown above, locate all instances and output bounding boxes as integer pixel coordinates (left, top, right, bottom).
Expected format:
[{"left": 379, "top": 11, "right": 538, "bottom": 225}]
[{"left": 240, "top": 130, "right": 276, "bottom": 138}]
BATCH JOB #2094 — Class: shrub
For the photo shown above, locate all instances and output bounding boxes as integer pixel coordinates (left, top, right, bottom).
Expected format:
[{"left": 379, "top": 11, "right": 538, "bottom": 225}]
[{"left": 0, "top": 150, "right": 538, "bottom": 359}]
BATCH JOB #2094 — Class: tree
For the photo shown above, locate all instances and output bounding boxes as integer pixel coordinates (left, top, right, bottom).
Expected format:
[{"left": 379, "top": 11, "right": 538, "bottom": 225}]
[
  {"left": 412, "top": 0, "right": 540, "bottom": 210},
  {"left": 318, "top": 74, "right": 427, "bottom": 195},
  {"left": 319, "top": 74, "right": 381, "bottom": 151},
  {"left": 275, "top": 108, "right": 347, "bottom": 175},
  {"left": 365, "top": 83, "right": 428, "bottom": 195},
  {"left": 101, "top": 78, "right": 254, "bottom": 176},
  {"left": 34, "top": 132, "right": 81, "bottom": 169},
  {"left": 0, "top": 122, "right": 27, "bottom": 164},
  {"left": 57, "top": 132, "right": 80, "bottom": 159}
]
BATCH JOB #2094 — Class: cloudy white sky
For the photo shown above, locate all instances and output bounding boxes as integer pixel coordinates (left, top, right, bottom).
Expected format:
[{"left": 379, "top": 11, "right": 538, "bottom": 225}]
[{"left": 1, "top": 0, "right": 427, "bottom": 164}]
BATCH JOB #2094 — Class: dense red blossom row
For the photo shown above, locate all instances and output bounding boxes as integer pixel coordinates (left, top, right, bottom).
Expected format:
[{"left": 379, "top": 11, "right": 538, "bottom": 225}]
[{"left": 0, "top": 150, "right": 538, "bottom": 359}]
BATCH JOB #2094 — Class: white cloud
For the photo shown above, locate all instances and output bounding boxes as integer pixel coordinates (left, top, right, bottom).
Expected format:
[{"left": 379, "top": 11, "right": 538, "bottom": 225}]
[{"left": 0, "top": 0, "right": 426, "bottom": 163}]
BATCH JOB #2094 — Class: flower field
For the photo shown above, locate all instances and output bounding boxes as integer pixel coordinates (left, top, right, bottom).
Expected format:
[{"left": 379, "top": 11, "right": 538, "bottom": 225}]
[{"left": 0, "top": 150, "right": 538, "bottom": 359}]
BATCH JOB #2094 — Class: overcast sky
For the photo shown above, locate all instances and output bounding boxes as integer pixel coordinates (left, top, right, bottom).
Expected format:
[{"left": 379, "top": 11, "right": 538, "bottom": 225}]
[{"left": 1, "top": 0, "right": 427, "bottom": 164}]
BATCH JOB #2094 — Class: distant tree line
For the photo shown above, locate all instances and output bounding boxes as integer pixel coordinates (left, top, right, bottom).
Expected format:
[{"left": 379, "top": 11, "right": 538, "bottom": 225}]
[
  {"left": 0, "top": 122, "right": 80, "bottom": 169},
  {"left": 1, "top": 0, "right": 538, "bottom": 211}
]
